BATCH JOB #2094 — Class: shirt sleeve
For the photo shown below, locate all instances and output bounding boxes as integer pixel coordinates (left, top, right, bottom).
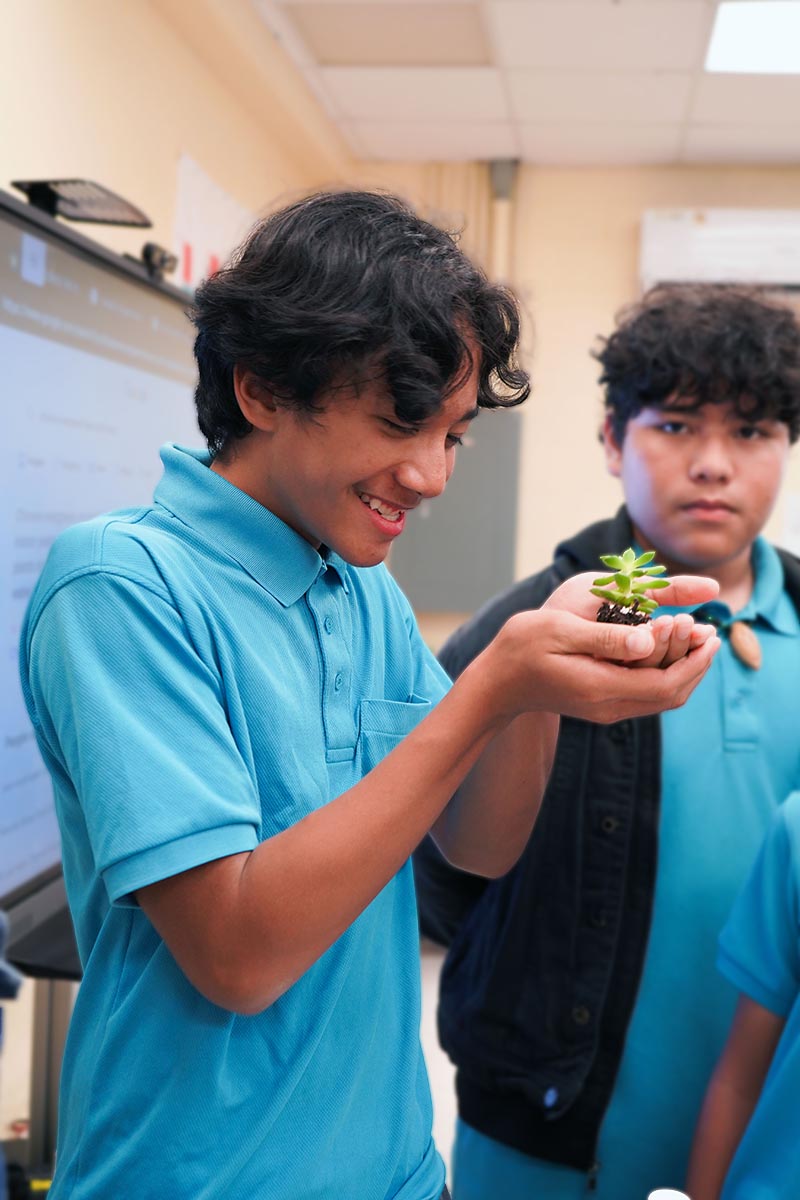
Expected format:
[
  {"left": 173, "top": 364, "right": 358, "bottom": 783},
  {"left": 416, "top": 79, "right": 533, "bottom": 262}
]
[
  {"left": 25, "top": 569, "right": 260, "bottom": 904},
  {"left": 718, "top": 794, "right": 800, "bottom": 1018}
]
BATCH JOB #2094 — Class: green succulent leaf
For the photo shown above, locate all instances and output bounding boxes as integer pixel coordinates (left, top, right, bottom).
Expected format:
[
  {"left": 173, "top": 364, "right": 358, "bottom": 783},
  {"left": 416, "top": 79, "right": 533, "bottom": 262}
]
[
  {"left": 590, "top": 587, "right": 622, "bottom": 602},
  {"left": 599, "top": 555, "right": 624, "bottom": 570},
  {"left": 636, "top": 598, "right": 658, "bottom": 613},
  {"left": 592, "top": 574, "right": 617, "bottom": 586},
  {"left": 614, "top": 573, "right": 631, "bottom": 592},
  {"left": 642, "top": 577, "right": 670, "bottom": 589},
  {"left": 641, "top": 565, "right": 667, "bottom": 575},
  {"left": 622, "top": 548, "right": 636, "bottom": 564},
  {"left": 634, "top": 550, "right": 656, "bottom": 566}
]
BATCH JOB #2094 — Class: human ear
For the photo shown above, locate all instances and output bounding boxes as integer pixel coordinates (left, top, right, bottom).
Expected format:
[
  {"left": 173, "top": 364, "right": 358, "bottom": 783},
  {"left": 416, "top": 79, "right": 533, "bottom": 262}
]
[
  {"left": 233, "top": 365, "right": 279, "bottom": 432},
  {"left": 602, "top": 413, "right": 623, "bottom": 478}
]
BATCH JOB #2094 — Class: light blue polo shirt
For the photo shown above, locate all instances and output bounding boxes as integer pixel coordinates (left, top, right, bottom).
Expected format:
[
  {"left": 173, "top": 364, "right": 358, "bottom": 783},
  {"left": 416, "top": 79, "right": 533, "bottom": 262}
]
[
  {"left": 718, "top": 792, "right": 800, "bottom": 1199},
  {"left": 20, "top": 444, "right": 450, "bottom": 1200},
  {"left": 452, "top": 538, "right": 800, "bottom": 1200}
]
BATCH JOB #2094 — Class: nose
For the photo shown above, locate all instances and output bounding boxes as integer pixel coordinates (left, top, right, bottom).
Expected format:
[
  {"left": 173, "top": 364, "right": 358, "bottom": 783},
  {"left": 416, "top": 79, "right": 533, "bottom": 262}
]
[
  {"left": 394, "top": 442, "right": 451, "bottom": 499},
  {"left": 688, "top": 434, "right": 733, "bottom": 484}
]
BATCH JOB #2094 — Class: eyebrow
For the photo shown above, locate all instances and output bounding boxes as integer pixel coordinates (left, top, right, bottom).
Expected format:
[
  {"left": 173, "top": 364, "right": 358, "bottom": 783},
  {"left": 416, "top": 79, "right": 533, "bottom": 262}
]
[{"left": 456, "top": 406, "right": 480, "bottom": 423}]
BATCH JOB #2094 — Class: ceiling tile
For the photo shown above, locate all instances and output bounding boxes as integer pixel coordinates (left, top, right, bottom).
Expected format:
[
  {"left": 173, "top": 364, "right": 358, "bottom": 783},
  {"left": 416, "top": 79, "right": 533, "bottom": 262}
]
[
  {"left": 691, "top": 74, "right": 800, "bottom": 126},
  {"left": 518, "top": 122, "right": 683, "bottom": 164},
  {"left": 281, "top": 2, "right": 490, "bottom": 66},
  {"left": 508, "top": 69, "right": 693, "bottom": 123},
  {"left": 488, "top": 1, "right": 712, "bottom": 71},
  {"left": 319, "top": 66, "right": 509, "bottom": 120},
  {"left": 683, "top": 124, "right": 800, "bottom": 164},
  {"left": 345, "top": 118, "right": 519, "bottom": 159}
]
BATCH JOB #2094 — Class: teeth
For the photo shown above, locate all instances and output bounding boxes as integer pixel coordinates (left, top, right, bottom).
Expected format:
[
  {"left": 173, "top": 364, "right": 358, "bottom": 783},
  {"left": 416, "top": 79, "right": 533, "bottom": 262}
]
[{"left": 359, "top": 493, "right": 402, "bottom": 521}]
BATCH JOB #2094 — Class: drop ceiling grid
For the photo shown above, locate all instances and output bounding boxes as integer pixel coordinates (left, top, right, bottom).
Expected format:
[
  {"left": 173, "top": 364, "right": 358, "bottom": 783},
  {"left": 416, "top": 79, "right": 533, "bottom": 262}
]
[{"left": 258, "top": 0, "right": 800, "bottom": 165}]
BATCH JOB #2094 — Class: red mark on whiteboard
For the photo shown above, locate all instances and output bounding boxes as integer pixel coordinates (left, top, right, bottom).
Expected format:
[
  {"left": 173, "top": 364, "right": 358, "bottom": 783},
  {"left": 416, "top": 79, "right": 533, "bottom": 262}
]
[
  {"left": 182, "top": 243, "right": 193, "bottom": 286},
  {"left": 208, "top": 254, "right": 220, "bottom": 277}
]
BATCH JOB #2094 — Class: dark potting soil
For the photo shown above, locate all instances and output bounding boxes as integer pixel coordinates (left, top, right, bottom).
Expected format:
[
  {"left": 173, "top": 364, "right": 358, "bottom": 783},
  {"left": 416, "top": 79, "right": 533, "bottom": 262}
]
[{"left": 596, "top": 601, "right": 651, "bottom": 627}]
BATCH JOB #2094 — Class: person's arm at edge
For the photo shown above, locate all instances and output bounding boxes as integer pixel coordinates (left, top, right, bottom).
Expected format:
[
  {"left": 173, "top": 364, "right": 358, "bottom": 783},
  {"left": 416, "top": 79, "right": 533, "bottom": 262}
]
[
  {"left": 138, "top": 593, "right": 717, "bottom": 1017},
  {"left": 686, "top": 995, "right": 785, "bottom": 1200}
]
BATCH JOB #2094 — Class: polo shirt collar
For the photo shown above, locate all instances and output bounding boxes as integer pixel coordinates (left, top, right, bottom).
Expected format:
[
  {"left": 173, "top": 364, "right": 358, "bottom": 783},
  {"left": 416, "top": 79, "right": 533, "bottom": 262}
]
[
  {"left": 736, "top": 537, "right": 796, "bottom": 635},
  {"left": 153, "top": 444, "right": 349, "bottom": 606},
  {"left": 674, "top": 537, "right": 796, "bottom": 637}
]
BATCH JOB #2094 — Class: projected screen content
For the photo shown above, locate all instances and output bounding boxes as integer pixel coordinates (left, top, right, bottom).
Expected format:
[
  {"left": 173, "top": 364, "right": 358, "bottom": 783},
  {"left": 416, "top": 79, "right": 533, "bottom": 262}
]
[{"left": 2, "top": 197, "right": 198, "bottom": 918}]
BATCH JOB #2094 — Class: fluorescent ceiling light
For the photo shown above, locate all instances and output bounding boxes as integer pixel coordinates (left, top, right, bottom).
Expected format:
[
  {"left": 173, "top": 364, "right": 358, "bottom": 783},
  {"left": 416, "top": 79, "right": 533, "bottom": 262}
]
[{"left": 706, "top": 2, "right": 800, "bottom": 73}]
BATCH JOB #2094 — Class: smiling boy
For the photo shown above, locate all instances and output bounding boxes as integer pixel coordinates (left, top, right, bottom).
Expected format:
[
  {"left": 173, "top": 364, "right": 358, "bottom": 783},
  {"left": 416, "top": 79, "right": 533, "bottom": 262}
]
[
  {"left": 20, "top": 198, "right": 717, "bottom": 1200},
  {"left": 414, "top": 284, "right": 800, "bottom": 1200}
]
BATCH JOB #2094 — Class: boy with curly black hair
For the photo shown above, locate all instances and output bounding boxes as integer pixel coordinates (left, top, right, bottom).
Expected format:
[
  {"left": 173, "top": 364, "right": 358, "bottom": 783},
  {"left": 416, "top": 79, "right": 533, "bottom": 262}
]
[
  {"left": 19, "top": 195, "right": 716, "bottom": 1200},
  {"left": 415, "top": 283, "right": 800, "bottom": 1200}
]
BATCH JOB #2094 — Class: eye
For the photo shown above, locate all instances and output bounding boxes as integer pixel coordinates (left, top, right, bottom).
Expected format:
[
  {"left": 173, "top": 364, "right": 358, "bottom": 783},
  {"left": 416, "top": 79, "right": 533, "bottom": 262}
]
[
  {"left": 736, "top": 424, "right": 766, "bottom": 440},
  {"left": 656, "top": 419, "right": 689, "bottom": 435},
  {"left": 381, "top": 418, "right": 417, "bottom": 437},
  {"left": 446, "top": 433, "right": 465, "bottom": 448}
]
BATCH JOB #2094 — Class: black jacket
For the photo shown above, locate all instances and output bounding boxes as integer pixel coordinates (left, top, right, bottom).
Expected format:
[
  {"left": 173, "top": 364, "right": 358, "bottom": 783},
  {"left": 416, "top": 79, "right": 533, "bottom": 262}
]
[{"left": 414, "top": 507, "right": 800, "bottom": 1173}]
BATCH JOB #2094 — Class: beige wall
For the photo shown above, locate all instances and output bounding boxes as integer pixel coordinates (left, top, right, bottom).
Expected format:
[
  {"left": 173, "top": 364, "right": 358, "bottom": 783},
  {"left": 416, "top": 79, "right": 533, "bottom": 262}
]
[
  {"left": 512, "top": 165, "right": 800, "bottom": 579},
  {"left": 0, "top": 0, "right": 356, "bottom": 261}
]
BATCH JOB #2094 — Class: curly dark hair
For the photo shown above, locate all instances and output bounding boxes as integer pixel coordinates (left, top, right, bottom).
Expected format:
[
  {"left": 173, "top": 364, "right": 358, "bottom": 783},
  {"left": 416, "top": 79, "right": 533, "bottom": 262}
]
[
  {"left": 190, "top": 190, "right": 529, "bottom": 455},
  {"left": 594, "top": 283, "right": 800, "bottom": 445}
]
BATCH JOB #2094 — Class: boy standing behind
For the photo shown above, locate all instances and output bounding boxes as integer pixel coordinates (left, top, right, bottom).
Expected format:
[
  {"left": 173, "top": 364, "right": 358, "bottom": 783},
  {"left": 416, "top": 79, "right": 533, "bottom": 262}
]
[{"left": 414, "top": 285, "right": 800, "bottom": 1199}]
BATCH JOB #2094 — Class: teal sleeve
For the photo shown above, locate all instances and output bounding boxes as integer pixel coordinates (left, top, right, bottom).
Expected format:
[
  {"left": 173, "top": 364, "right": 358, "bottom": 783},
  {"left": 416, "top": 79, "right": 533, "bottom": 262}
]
[
  {"left": 26, "top": 570, "right": 260, "bottom": 903},
  {"left": 718, "top": 795, "right": 800, "bottom": 1018}
]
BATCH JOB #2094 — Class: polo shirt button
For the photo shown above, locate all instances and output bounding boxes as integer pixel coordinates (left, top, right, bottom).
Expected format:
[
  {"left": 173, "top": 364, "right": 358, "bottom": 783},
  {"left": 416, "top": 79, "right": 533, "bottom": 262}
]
[
  {"left": 324, "top": 616, "right": 334, "bottom": 634},
  {"left": 334, "top": 671, "right": 344, "bottom": 691},
  {"left": 571, "top": 1005, "right": 591, "bottom": 1027},
  {"left": 601, "top": 815, "right": 619, "bottom": 835}
]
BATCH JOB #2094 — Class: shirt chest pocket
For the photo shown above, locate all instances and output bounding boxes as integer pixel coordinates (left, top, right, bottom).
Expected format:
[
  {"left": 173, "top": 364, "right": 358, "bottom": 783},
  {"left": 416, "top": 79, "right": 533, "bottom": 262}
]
[{"left": 357, "top": 696, "right": 433, "bottom": 775}]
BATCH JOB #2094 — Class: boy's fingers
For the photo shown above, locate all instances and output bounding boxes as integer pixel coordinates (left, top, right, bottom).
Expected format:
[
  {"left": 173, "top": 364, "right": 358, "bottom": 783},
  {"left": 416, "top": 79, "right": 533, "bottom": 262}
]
[
  {"left": 650, "top": 574, "right": 719, "bottom": 607},
  {"left": 627, "top": 614, "right": 674, "bottom": 669},
  {"left": 613, "top": 614, "right": 716, "bottom": 670}
]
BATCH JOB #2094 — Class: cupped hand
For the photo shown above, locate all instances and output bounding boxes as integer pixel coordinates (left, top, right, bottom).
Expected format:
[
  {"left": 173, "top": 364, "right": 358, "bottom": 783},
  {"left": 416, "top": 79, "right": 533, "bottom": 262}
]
[
  {"left": 491, "top": 605, "right": 721, "bottom": 725},
  {"left": 542, "top": 571, "right": 719, "bottom": 669}
]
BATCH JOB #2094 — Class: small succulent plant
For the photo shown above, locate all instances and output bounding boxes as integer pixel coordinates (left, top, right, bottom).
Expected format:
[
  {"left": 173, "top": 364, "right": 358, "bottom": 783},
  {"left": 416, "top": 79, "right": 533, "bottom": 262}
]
[{"left": 592, "top": 547, "right": 670, "bottom": 624}]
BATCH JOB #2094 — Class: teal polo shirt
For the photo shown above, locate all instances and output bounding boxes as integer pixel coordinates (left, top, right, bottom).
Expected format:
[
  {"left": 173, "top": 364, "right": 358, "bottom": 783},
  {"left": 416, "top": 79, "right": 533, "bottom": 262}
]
[
  {"left": 452, "top": 538, "right": 800, "bottom": 1200},
  {"left": 20, "top": 444, "right": 450, "bottom": 1200},
  {"left": 718, "top": 792, "right": 800, "bottom": 1199}
]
